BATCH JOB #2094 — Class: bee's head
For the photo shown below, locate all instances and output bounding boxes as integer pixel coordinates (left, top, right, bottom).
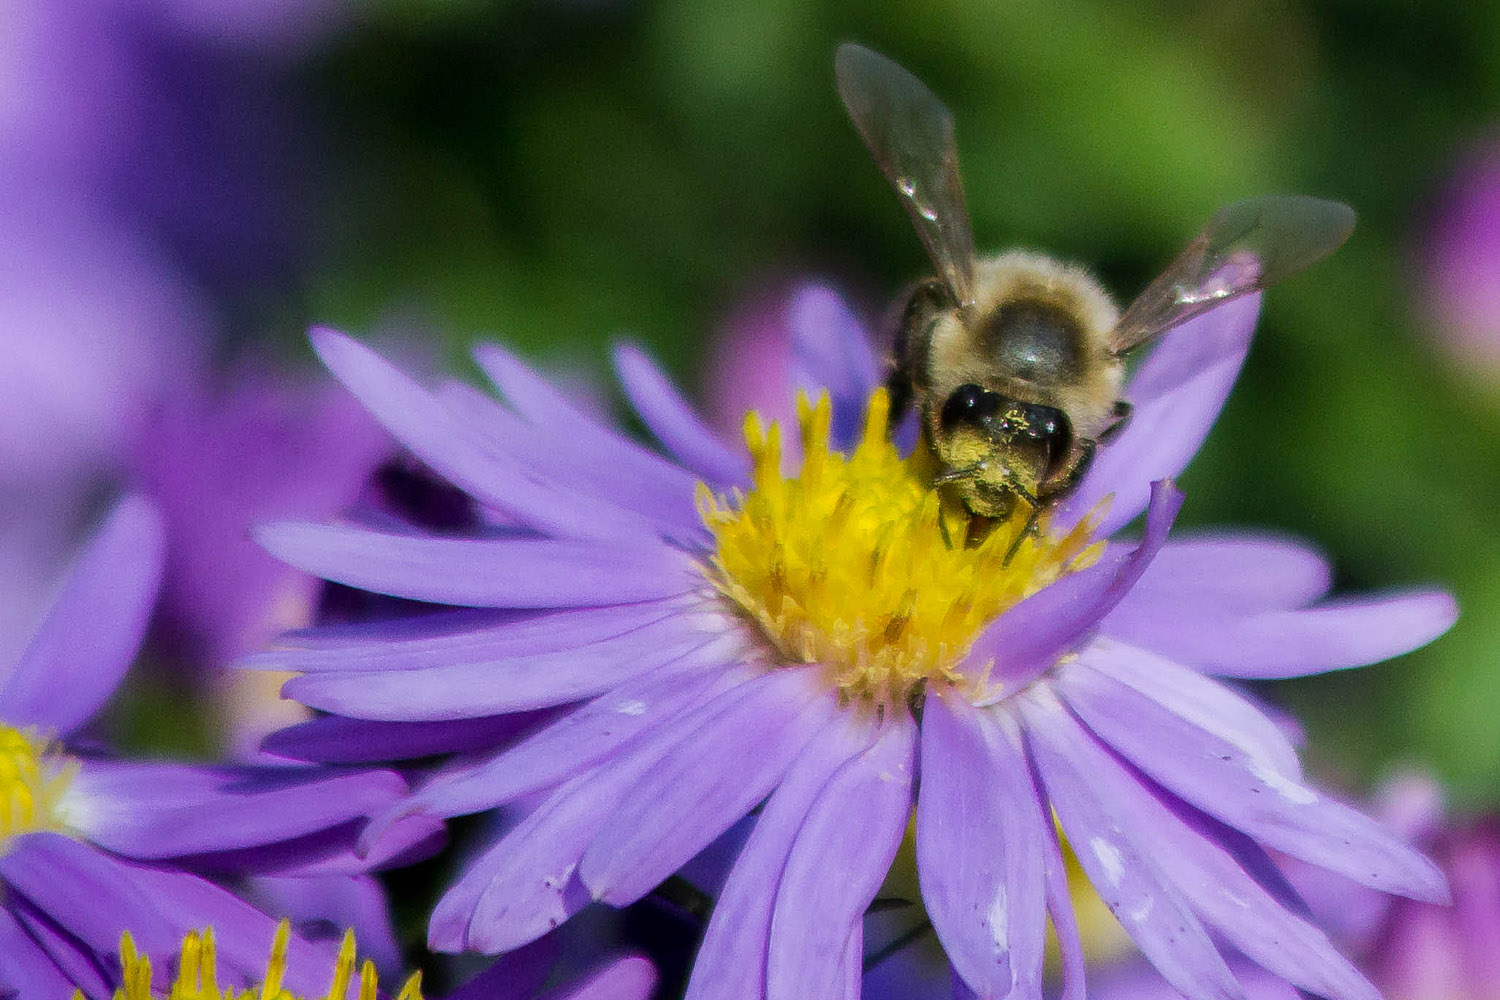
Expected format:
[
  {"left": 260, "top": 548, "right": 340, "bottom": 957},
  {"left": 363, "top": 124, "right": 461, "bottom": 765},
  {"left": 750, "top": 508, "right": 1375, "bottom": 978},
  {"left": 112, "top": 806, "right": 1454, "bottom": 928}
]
[{"left": 935, "top": 383, "right": 1074, "bottom": 515}]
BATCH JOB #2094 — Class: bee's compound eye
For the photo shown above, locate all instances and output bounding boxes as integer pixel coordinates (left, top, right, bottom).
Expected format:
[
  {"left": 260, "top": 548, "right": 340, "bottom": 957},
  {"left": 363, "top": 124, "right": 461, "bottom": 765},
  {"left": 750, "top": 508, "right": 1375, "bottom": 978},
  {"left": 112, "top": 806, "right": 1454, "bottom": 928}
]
[{"left": 940, "top": 383, "right": 994, "bottom": 430}]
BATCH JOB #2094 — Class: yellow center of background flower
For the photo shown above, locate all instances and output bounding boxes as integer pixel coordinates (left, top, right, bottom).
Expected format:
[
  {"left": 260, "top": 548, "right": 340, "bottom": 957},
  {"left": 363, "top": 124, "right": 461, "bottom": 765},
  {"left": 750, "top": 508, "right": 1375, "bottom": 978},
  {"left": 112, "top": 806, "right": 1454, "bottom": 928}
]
[
  {"left": 0, "top": 724, "right": 74, "bottom": 846},
  {"left": 699, "top": 390, "right": 1099, "bottom": 708},
  {"left": 94, "top": 921, "right": 421, "bottom": 1000}
]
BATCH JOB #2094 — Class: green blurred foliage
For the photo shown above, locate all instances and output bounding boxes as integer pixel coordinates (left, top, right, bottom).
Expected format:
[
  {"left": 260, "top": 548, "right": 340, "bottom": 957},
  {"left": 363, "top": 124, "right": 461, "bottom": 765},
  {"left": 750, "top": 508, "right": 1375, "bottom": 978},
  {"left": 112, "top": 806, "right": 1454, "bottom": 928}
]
[{"left": 272, "top": 1, "right": 1500, "bottom": 801}]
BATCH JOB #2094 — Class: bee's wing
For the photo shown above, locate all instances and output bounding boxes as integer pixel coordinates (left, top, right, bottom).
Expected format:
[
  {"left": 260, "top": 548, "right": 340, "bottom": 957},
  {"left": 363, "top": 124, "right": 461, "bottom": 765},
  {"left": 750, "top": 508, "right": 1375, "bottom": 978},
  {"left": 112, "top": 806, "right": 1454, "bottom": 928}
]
[
  {"left": 836, "top": 43, "right": 977, "bottom": 307},
  {"left": 1109, "top": 196, "right": 1356, "bottom": 356}
]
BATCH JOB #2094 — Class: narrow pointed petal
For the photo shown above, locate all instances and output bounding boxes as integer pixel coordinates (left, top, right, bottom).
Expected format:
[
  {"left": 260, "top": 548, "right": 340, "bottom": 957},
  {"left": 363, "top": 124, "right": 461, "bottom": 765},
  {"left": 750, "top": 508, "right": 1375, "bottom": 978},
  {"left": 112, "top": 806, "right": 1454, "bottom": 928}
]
[
  {"left": 1058, "top": 646, "right": 1448, "bottom": 902},
  {"left": 281, "top": 619, "right": 726, "bottom": 721},
  {"left": 310, "top": 327, "right": 653, "bottom": 541},
  {"left": 614, "top": 343, "right": 750, "bottom": 486},
  {"left": 6, "top": 896, "right": 113, "bottom": 999},
  {"left": 1117, "top": 533, "right": 1332, "bottom": 613},
  {"left": 685, "top": 713, "right": 875, "bottom": 1000},
  {"left": 261, "top": 713, "right": 542, "bottom": 763},
  {"left": 1018, "top": 687, "right": 1245, "bottom": 1000},
  {"left": 67, "top": 761, "right": 408, "bottom": 860},
  {"left": 255, "top": 521, "right": 696, "bottom": 609},
  {"left": 1, "top": 495, "right": 163, "bottom": 734},
  {"left": 1062, "top": 295, "right": 1259, "bottom": 535},
  {"left": 403, "top": 664, "right": 743, "bottom": 819},
  {"left": 787, "top": 287, "right": 881, "bottom": 447},
  {"left": 1104, "top": 590, "right": 1458, "bottom": 679},
  {"left": 969, "top": 481, "right": 1181, "bottom": 695},
  {"left": 767, "top": 713, "right": 917, "bottom": 1000},
  {"left": 581, "top": 667, "right": 835, "bottom": 905},
  {"left": 917, "top": 690, "right": 1047, "bottom": 1000},
  {"left": 1072, "top": 640, "right": 1303, "bottom": 779},
  {"left": 553, "top": 956, "right": 661, "bottom": 1000},
  {"left": 0, "top": 907, "right": 75, "bottom": 1000}
]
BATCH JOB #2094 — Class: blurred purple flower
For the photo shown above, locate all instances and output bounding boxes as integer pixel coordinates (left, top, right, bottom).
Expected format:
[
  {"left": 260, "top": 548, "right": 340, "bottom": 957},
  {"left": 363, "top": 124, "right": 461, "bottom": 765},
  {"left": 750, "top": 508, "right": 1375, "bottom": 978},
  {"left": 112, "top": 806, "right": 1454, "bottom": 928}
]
[
  {"left": 1417, "top": 136, "right": 1500, "bottom": 369},
  {"left": 0, "top": 496, "right": 442, "bottom": 997},
  {"left": 251, "top": 290, "right": 1453, "bottom": 1000}
]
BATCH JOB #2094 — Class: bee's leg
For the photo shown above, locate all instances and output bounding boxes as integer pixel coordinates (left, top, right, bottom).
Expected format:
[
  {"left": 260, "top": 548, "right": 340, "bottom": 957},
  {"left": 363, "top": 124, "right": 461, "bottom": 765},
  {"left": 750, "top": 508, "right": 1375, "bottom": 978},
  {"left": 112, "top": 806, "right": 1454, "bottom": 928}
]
[
  {"left": 932, "top": 463, "right": 983, "bottom": 486},
  {"left": 1049, "top": 438, "right": 1096, "bottom": 494},
  {"left": 1099, "top": 399, "right": 1132, "bottom": 443},
  {"left": 999, "top": 481, "right": 1044, "bottom": 566}
]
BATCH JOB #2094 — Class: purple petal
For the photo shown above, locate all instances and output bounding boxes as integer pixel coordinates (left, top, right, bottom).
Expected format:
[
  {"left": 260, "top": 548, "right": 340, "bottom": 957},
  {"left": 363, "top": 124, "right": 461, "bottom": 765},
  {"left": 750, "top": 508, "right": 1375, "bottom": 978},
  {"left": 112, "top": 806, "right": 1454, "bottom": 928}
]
[
  {"left": 261, "top": 713, "right": 545, "bottom": 763},
  {"left": 0, "top": 907, "right": 75, "bottom": 1000},
  {"left": 1113, "top": 533, "right": 1332, "bottom": 614},
  {"left": 766, "top": 712, "right": 917, "bottom": 1000},
  {"left": 916, "top": 690, "right": 1047, "bottom": 1000},
  {"left": 1071, "top": 640, "right": 1303, "bottom": 779},
  {"left": 68, "top": 761, "right": 408, "bottom": 861},
  {"left": 255, "top": 521, "right": 697, "bottom": 609},
  {"left": 282, "top": 622, "right": 731, "bottom": 722},
  {"left": 1103, "top": 589, "right": 1458, "bottom": 679},
  {"left": 684, "top": 712, "right": 876, "bottom": 1000},
  {"left": 1, "top": 495, "right": 163, "bottom": 734},
  {"left": 399, "top": 663, "right": 745, "bottom": 819},
  {"left": 1061, "top": 295, "right": 1260, "bottom": 536},
  {"left": 246, "top": 874, "right": 401, "bottom": 976},
  {"left": 1058, "top": 644, "right": 1448, "bottom": 902},
  {"left": 1041, "top": 682, "right": 1379, "bottom": 1000},
  {"left": 1028, "top": 713, "right": 1087, "bottom": 1000},
  {"left": 613, "top": 343, "right": 749, "bottom": 487},
  {"left": 1017, "top": 687, "right": 1244, "bottom": 1000},
  {"left": 310, "top": 327, "right": 653, "bottom": 542},
  {"left": 788, "top": 286, "right": 880, "bottom": 446},
  {"left": 245, "top": 601, "right": 685, "bottom": 673},
  {"left": 546, "top": 955, "right": 659, "bottom": 1000},
  {"left": 445, "top": 937, "right": 560, "bottom": 1000},
  {"left": 5, "top": 895, "right": 113, "bottom": 1000},
  {"left": 969, "top": 480, "right": 1182, "bottom": 695},
  {"left": 580, "top": 667, "right": 836, "bottom": 905}
]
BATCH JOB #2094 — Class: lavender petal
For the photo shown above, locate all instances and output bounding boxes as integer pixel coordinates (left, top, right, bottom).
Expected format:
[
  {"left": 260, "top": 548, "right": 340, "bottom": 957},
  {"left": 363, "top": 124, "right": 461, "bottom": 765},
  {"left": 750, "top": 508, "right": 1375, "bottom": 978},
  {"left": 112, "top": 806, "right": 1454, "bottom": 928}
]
[
  {"left": 766, "top": 712, "right": 917, "bottom": 1000},
  {"left": 1061, "top": 295, "right": 1259, "bottom": 536},
  {"left": 1059, "top": 644, "right": 1448, "bottom": 902},
  {"left": 261, "top": 713, "right": 545, "bottom": 764},
  {"left": 246, "top": 874, "right": 402, "bottom": 977},
  {"left": 1017, "top": 687, "right": 1244, "bottom": 1000},
  {"left": 546, "top": 955, "right": 660, "bottom": 1000},
  {"left": 613, "top": 343, "right": 749, "bottom": 487},
  {"left": 970, "top": 480, "right": 1182, "bottom": 695},
  {"left": 255, "top": 521, "right": 696, "bottom": 609},
  {"left": 580, "top": 667, "right": 835, "bottom": 905},
  {"left": 787, "top": 286, "right": 880, "bottom": 448},
  {"left": 916, "top": 690, "right": 1046, "bottom": 1000},
  {"left": 684, "top": 712, "right": 875, "bottom": 1000},
  {"left": 0, "top": 907, "right": 75, "bottom": 1000},
  {"left": 1103, "top": 590, "right": 1458, "bottom": 679},
  {"left": 1116, "top": 533, "right": 1332, "bottom": 613},
  {"left": 0, "top": 495, "right": 162, "bottom": 735}
]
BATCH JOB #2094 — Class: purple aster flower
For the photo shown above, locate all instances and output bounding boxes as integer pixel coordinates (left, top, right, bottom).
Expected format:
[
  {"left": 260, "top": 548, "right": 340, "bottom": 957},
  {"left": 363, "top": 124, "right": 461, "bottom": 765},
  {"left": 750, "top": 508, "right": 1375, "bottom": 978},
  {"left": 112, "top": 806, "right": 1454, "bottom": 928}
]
[
  {"left": 0, "top": 496, "right": 442, "bottom": 998},
  {"left": 254, "top": 288, "right": 1455, "bottom": 1000}
]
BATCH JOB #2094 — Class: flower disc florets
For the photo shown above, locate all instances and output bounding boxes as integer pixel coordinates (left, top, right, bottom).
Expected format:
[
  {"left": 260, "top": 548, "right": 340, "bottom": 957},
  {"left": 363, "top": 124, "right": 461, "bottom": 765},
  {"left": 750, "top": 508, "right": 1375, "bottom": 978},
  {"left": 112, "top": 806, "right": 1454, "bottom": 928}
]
[
  {"left": 0, "top": 725, "right": 74, "bottom": 846},
  {"left": 698, "top": 390, "right": 1100, "bottom": 708}
]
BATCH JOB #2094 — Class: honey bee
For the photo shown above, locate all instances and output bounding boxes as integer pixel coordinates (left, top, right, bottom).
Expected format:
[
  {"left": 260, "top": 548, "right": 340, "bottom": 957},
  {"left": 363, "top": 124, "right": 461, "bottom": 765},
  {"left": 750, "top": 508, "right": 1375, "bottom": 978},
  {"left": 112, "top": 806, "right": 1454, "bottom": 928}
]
[{"left": 835, "top": 43, "right": 1356, "bottom": 541}]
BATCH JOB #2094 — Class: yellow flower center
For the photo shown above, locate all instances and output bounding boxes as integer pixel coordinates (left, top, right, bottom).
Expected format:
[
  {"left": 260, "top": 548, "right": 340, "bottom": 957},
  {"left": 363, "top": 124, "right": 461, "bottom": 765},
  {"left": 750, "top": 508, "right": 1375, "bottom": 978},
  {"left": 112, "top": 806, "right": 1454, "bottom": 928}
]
[
  {"left": 0, "top": 725, "right": 74, "bottom": 847},
  {"left": 91, "top": 921, "right": 422, "bottom": 1000},
  {"left": 698, "top": 390, "right": 1100, "bottom": 708}
]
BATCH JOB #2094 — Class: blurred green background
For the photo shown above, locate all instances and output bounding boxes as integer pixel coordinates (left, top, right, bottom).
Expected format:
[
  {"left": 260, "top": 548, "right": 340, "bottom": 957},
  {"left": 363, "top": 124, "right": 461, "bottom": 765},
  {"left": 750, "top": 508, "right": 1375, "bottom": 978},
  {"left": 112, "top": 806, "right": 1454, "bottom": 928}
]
[{"left": 251, "top": 1, "right": 1500, "bottom": 801}]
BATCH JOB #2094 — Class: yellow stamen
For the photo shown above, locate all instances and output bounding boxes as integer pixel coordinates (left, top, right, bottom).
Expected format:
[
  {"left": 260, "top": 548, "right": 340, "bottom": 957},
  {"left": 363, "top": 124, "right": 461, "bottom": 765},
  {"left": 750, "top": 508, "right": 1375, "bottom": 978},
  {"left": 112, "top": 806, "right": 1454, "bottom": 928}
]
[
  {"left": 101, "top": 920, "right": 423, "bottom": 1000},
  {"left": 0, "top": 725, "right": 75, "bottom": 847},
  {"left": 699, "top": 390, "right": 1101, "bottom": 708}
]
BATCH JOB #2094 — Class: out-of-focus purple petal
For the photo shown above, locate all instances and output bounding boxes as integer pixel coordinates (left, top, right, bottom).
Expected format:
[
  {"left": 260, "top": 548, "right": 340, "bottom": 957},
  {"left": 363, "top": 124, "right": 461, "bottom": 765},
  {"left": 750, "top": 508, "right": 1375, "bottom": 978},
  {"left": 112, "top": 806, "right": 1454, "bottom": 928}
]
[
  {"left": 6, "top": 894, "right": 114, "bottom": 999},
  {"left": 1061, "top": 295, "right": 1259, "bottom": 536},
  {"left": 786, "top": 286, "right": 881, "bottom": 448},
  {"left": 0, "top": 905, "right": 76, "bottom": 1000},
  {"left": 581, "top": 667, "right": 835, "bottom": 905},
  {"left": 917, "top": 690, "right": 1048, "bottom": 999},
  {"left": 445, "top": 936, "right": 560, "bottom": 1000},
  {"left": 261, "top": 713, "right": 545, "bottom": 763},
  {"left": 246, "top": 874, "right": 402, "bottom": 976},
  {"left": 1058, "top": 648, "right": 1448, "bottom": 903},
  {"left": 969, "top": 481, "right": 1182, "bottom": 696},
  {"left": 255, "top": 521, "right": 697, "bottom": 609},
  {"left": 1, "top": 495, "right": 163, "bottom": 735},
  {"left": 67, "top": 761, "right": 408, "bottom": 861},
  {"left": 545, "top": 955, "right": 659, "bottom": 1000},
  {"left": 1069, "top": 641, "right": 1303, "bottom": 779},
  {"left": 401, "top": 664, "right": 745, "bottom": 819},
  {"left": 309, "top": 328, "right": 654, "bottom": 542},
  {"left": 684, "top": 712, "right": 874, "bottom": 1000},
  {"left": 613, "top": 343, "right": 749, "bottom": 487},
  {"left": 766, "top": 713, "right": 917, "bottom": 1000},
  {"left": 280, "top": 616, "right": 726, "bottom": 721},
  {"left": 1018, "top": 688, "right": 1243, "bottom": 1000},
  {"left": 1114, "top": 533, "right": 1332, "bottom": 613},
  {"left": 1103, "top": 590, "right": 1458, "bottom": 679}
]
